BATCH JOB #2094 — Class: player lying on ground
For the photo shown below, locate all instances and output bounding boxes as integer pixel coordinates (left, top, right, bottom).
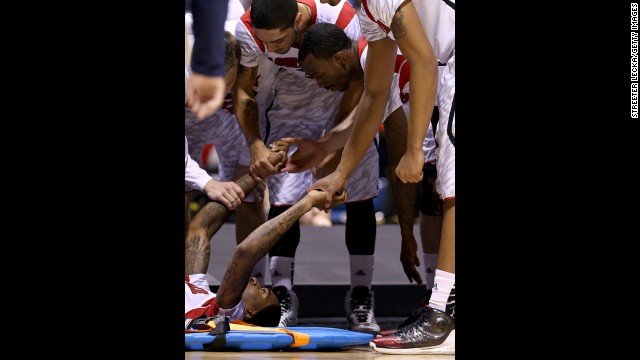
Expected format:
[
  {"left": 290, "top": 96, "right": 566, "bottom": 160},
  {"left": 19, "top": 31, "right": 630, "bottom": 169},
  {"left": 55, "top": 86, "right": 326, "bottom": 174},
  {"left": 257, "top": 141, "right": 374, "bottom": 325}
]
[{"left": 185, "top": 187, "right": 347, "bottom": 327}]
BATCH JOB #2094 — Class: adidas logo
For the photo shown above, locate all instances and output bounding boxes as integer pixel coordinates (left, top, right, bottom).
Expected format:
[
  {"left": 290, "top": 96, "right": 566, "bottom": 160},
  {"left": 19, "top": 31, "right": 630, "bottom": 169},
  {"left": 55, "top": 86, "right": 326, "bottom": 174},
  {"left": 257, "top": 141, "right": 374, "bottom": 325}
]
[
  {"left": 254, "top": 272, "right": 263, "bottom": 278},
  {"left": 426, "top": 267, "right": 434, "bottom": 274},
  {"left": 272, "top": 270, "right": 282, "bottom": 277},
  {"left": 433, "top": 283, "right": 438, "bottom": 290},
  {"left": 355, "top": 269, "right": 367, "bottom": 276}
]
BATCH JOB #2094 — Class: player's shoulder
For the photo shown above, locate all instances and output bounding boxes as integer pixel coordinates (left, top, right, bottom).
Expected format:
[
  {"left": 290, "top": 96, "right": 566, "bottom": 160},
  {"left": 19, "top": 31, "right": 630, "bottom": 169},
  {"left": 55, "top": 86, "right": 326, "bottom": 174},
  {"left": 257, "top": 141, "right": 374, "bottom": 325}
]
[{"left": 314, "top": 0, "right": 356, "bottom": 23}]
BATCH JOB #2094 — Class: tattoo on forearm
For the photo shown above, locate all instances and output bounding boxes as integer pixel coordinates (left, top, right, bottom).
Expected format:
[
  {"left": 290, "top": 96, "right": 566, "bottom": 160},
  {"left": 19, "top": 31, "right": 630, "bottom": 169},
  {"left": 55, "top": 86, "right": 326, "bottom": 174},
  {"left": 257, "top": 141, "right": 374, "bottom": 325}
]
[
  {"left": 198, "top": 202, "right": 229, "bottom": 239},
  {"left": 185, "top": 233, "right": 210, "bottom": 274},
  {"left": 217, "top": 261, "right": 238, "bottom": 301},
  {"left": 241, "top": 98, "right": 260, "bottom": 145},
  {"left": 239, "top": 65, "right": 257, "bottom": 80},
  {"left": 392, "top": 9, "right": 408, "bottom": 40},
  {"left": 248, "top": 200, "right": 310, "bottom": 255}
]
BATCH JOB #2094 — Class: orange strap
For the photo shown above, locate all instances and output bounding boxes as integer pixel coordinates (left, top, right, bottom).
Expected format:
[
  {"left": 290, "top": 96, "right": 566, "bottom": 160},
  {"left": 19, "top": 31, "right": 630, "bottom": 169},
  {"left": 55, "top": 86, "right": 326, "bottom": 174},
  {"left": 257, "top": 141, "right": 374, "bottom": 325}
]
[{"left": 205, "top": 319, "right": 310, "bottom": 348}]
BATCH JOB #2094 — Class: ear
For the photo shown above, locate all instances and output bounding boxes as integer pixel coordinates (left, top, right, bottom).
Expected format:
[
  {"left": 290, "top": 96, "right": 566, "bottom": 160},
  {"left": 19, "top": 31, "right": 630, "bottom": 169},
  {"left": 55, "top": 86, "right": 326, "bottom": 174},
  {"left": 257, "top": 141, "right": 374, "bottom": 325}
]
[
  {"left": 294, "top": 12, "right": 303, "bottom": 31},
  {"left": 334, "top": 51, "right": 347, "bottom": 67}
]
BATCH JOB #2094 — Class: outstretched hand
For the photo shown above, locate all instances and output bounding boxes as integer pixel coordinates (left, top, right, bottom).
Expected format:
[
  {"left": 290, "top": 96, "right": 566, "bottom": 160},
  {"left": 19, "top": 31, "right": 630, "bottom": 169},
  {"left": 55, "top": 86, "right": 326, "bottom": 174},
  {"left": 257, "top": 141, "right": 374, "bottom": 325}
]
[
  {"left": 306, "top": 188, "right": 347, "bottom": 209},
  {"left": 306, "top": 172, "right": 348, "bottom": 210},
  {"left": 279, "top": 137, "right": 328, "bottom": 173}
]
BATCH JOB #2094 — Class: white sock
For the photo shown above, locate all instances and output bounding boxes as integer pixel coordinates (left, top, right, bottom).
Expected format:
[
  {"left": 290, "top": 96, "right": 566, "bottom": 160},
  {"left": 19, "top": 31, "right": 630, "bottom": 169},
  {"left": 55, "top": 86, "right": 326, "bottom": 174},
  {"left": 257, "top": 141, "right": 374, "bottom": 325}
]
[
  {"left": 251, "top": 255, "right": 268, "bottom": 287},
  {"left": 423, "top": 253, "right": 439, "bottom": 290},
  {"left": 429, "top": 269, "right": 455, "bottom": 313},
  {"left": 270, "top": 256, "right": 294, "bottom": 290},
  {"left": 349, "top": 254, "right": 374, "bottom": 290}
]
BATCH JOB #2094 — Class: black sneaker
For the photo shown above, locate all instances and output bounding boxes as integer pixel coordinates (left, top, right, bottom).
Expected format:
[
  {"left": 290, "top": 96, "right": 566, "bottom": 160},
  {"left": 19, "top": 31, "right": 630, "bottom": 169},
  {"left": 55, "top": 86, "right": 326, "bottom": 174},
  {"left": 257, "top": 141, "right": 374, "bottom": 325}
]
[
  {"left": 272, "top": 286, "right": 298, "bottom": 327},
  {"left": 344, "top": 286, "right": 380, "bottom": 335},
  {"left": 370, "top": 306, "right": 455, "bottom": 354}
]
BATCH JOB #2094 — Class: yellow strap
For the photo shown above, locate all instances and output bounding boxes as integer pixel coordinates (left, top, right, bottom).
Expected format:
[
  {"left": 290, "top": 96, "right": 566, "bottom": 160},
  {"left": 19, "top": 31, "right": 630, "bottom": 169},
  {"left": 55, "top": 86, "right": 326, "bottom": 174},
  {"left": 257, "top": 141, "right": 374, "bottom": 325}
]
[{"left": 206, "top": 319, "right": 310, "bottom": 348}]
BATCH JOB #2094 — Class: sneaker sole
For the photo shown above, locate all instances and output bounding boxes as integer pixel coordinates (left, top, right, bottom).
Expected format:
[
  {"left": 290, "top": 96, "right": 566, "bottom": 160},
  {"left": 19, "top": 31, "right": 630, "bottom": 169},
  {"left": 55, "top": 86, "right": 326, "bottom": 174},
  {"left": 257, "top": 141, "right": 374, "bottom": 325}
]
[
  {"left": 369, "top": 330, "right": 455, "bottom": 355},
  {"left": 349, "top": 325, "right": 380, "bottom": 336}
]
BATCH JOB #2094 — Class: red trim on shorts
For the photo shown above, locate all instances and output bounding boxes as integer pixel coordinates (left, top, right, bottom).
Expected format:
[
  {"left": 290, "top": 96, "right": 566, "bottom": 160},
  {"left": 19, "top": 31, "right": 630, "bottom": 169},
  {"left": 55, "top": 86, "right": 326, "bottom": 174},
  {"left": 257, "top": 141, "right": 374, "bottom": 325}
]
[
  {"left": 240, "top": 10, "right": 265, "bottom": 52},
  {"left": 394, "top": 54, "right": 410, "bottom": 103},
  {"left": 443, "top": 196, "right": 455, "bottom": 202}
]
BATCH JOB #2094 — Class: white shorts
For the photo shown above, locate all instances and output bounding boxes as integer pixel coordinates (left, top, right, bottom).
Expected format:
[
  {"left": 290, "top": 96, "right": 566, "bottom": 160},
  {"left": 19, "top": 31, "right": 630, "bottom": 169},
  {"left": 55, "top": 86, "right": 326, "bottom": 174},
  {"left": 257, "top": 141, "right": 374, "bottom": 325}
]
[
  {"left": 246, "top": 67, "right": 378, "bottom": 205},
  {"left": 402, "top": 102, "right": 438, "bottom": 164},
  {"left": 435, "top": 53, "right": 455, "bottom": 201}
]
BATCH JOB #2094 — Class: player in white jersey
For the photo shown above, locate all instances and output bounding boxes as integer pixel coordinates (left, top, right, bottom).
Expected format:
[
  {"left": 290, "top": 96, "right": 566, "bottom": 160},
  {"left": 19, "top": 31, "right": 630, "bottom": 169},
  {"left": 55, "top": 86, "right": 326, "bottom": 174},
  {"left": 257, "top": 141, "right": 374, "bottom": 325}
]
[
  {"left": 285, "top": 23, "right": 445, "bottom": 327},
  {"left": 229, "top": 0, "right": 381, "bottom": 331},
  {"left": 185, "top": 8, "right": 270, "bottom": 270},
  {"left": 186, "top": 189, "right": 348, "bottom": 329},
  {"left": 184, "top": 31, "right": 246, "bottom": 240},
  {"left": 314, "top": 0, "right": 455, "bottom": 354},
  {"left": 278, "top": 23, "right": 422, "bottom": 333},
  {"left": 284, "top": 23, "right": 447, "bottom": 285}
]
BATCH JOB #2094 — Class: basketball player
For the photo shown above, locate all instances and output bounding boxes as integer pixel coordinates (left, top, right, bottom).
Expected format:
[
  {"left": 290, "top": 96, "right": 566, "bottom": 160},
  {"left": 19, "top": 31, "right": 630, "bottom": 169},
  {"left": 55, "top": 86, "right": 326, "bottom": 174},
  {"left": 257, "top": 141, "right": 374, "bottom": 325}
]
[
  {"left": 311, "top": 0, "right": 455, "bottom": 354},
  {"left": 228, "top": 0, "right": 381, "bottom": 333},
  {"left": 186, "top": 189, "right": 346, "bottom": 328}
]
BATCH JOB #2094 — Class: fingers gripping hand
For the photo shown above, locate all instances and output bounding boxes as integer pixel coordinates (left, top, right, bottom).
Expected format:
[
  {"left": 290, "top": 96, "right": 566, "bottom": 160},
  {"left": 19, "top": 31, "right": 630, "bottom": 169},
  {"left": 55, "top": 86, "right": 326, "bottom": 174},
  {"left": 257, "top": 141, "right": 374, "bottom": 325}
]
[
  {"left": 269, "top": 141, "right": 290, "bottom": 172},
  {"left": 280, "top": 137, "right": 326, "bottom": 173},
  {"left": 203, "top": 180, "right": 245, "bottom": 210},
  {"left": 250, "top": 146, "right": 277, "bottom": 182},
  {"left": 307, "top": 172, "right": 347, "bottom": 211}
]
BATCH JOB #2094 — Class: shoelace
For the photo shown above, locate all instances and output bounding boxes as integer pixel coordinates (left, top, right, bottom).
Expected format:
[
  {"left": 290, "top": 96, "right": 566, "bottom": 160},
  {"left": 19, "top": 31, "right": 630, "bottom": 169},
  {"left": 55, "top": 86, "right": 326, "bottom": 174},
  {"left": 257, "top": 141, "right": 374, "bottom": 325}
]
[
  {"left": 276, "top": 290, "right": 292, "bottom": 312},
  {"left": 396, "top": 308, "right": 428, "bottom": 334},
  {"left": 350, "top": 294, "right": 373, "bottom": 322}
]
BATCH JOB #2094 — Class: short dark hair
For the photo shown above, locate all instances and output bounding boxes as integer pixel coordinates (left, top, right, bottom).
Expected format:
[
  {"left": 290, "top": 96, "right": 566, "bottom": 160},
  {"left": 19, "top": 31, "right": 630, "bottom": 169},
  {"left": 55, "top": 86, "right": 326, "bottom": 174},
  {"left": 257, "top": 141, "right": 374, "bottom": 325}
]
[
  {"left": 298, "top": 23, "right": 352, "bottom": 62},
  {"left": 247, "top": 303, "right": 281, "bottom": 327},
  {"left": 250, "top": 0, "right": 298, "bottom": 31},
  {"left": 224, "top": 31, "right": 241, "bottom": 73}
]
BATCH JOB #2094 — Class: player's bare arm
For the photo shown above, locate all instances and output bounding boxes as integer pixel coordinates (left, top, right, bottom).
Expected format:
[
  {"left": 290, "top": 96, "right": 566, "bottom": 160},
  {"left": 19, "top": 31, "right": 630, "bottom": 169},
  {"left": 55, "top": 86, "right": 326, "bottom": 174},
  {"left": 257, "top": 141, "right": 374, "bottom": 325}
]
[
  {"left": 233, "top": 64, "right": 277, "bottom": 181},
  {"left": 392, "top": 2, "right": 438, "bottom": 183},
  {"left": 216, "top": 189, "right": 344, "bottom": 309},
  {"left": 384, "top": 107, "right": 422, "bottom": 284},
  {"left": 308, "top": 37, "right": 396, "bottom": 209}
]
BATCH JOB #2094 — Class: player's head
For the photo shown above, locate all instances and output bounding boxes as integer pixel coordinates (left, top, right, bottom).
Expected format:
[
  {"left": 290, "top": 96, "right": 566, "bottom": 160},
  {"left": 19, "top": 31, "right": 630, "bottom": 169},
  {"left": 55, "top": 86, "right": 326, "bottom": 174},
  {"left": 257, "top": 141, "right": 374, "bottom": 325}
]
[
  {"left": 251, "top": 0, "right": 301, "bottom": 54},
  {"left": 298, "top": 23, "right": 355, "bottom": 92},
  {"left": 241, "top": 277, "right": 281, "bottom": 326},
  {"left": 319, "top": 0, "right": 341, "bottom": 5},
  {"left": 224, "top": 31, "right": 242, "bottom": 94}
]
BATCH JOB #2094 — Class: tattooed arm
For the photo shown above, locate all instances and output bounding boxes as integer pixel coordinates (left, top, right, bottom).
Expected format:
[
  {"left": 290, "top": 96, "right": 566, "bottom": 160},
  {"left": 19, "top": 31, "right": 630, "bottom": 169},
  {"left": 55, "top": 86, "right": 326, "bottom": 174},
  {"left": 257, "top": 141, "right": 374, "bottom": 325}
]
[
  {"left": 392, "top": 2, "right": 438, "bottom": 184},
  {"left": 233, "top": 64, "right": 279, "bottom": 182},
  {"left": 185, "top": 151, "right": 286, "bottom": 275},
  {"left": 216, "top": 189, "right": 346, "bottom": 309}
]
